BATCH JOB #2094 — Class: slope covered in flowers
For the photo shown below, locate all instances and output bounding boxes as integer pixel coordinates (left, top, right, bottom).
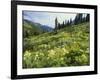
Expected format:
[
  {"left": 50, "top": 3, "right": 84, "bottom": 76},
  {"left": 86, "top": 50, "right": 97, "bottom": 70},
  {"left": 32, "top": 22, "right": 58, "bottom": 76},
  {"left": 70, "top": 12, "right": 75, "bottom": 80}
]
[{"left": 23, "top": 22, "right": 90, "bottom": 68}]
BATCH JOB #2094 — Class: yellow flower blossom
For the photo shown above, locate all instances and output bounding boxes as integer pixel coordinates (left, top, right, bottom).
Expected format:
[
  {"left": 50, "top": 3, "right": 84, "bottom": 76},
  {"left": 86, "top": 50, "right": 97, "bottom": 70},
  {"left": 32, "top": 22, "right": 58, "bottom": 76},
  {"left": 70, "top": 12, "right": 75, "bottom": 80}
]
[
  {"left": 24, "top": 51, "right": 31, "bottom": 57},
  {"left": 48, "top": 49, "right": 55, "bottom": 57},
  {"left": 62, "top": 48, "right": 66, "bottom": 52}
]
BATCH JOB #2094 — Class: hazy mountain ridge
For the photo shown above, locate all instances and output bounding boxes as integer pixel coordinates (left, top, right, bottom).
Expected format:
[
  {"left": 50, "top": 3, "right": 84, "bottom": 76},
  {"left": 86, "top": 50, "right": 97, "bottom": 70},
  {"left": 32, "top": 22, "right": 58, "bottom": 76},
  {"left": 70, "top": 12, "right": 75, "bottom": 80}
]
[{"left": 24, "top": 19, "right": 53, "bottom": 32}]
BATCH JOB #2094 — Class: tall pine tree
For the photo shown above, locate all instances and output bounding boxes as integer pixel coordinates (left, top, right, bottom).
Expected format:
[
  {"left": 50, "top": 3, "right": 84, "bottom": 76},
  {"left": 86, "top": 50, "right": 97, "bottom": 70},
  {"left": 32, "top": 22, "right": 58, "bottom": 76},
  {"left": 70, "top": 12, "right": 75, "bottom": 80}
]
[
  {"left": 54, "top": 17, "right": 58, "bottom": 32},
  {"left": 86, "top": 14, "right": 90, "bottom": 22}
]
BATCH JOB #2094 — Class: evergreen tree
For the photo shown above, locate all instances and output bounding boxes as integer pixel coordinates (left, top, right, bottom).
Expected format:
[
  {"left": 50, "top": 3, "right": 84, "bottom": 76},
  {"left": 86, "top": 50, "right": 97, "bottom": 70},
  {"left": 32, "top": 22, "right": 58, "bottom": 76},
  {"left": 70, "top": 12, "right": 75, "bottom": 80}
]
[
  {"left": 74, "top": 14, "right": 78, "bottom": 25},
  {"left": 55, "top": 17, "right": 58, "bottom": 31},
  {"left": 79, "top": 14, "right": 83, "bottom": 23},
  {"left": 62, "top": 21, "right": 65, "bottom": 27},
  {"left": 65, "top": 20, "right": 67, "bottom": 25},
  {"left": 69, "top": 18, "right": 72, "bottom": 25},
  {"left": 58, "top": 23, "right": 61, "bottom": 29},
  {"left": 81, "top": 14, "right": 86, "bottom": 23},
  {"left": 86, "top": 14, "right": 90, "bottom": 22},
  {"left": 67, "top": 20, "right": 70, "bottom": 26},
  {"left": 74, "top": 13, "right": 83, "bottom": 24}
]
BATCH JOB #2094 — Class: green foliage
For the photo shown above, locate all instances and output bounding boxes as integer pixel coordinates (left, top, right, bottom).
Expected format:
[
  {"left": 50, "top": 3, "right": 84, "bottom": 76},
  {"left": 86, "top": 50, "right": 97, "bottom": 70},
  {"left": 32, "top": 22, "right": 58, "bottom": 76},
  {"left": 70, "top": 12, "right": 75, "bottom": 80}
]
[
  {"left": 23, "top": 22, "right": 90, "bottom": 68},
  {"left": 23, "top": 20, "right": 44, "bottom": 38}
]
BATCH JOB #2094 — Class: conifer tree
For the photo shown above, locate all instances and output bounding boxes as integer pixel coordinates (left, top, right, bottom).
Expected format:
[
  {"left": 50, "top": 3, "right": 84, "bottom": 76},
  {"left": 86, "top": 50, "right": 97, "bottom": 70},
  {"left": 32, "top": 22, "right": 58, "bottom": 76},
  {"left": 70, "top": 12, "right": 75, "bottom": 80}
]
[
  {"left": 86, "top": 14, "right": 90, "bottom": 22},
  {"left": 79, "top": 14, "right": 83, "bottom": 23},
  {"left": 55, "top": 17, "right": 58, "bottom": 32},
  {"left": 58, "top": 23, "right": 61, "bottom": 29},
  {"left": 62, "top": 21, "right": 65, "bottom": 27},
  {"left": 69, "top": 18, "right": 72, "bottom": 25}
]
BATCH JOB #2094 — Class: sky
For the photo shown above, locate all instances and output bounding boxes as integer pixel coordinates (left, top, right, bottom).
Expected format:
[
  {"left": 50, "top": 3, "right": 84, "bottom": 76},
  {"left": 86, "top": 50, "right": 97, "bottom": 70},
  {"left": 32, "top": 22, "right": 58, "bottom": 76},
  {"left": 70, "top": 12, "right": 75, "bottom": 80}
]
[{"left": 23, "top": 11, "right": 77, "bottom": 28}]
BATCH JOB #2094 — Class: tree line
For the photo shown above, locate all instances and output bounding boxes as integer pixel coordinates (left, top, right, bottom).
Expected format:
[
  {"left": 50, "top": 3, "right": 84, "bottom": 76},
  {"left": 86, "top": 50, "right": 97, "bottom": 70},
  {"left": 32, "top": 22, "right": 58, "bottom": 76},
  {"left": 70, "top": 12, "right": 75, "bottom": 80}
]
[{"left": 54, "top": 13, "right": 90, "bottom": 31}]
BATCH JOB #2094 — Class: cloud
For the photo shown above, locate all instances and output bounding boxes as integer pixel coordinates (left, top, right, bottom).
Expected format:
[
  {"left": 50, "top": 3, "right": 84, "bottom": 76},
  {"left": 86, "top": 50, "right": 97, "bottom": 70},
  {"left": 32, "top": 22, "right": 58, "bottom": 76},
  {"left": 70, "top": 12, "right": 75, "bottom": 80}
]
[{"left": 23, "top": 11, "right": 77, "bottom": 28}]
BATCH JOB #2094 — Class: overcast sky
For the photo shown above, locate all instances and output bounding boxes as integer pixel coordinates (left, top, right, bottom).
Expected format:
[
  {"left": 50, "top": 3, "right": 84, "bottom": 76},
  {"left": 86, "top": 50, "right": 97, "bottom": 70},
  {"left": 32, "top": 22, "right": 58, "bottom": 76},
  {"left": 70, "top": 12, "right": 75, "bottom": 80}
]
[{"left": 23, "top": 11, "right": 77, "bottom": 28}]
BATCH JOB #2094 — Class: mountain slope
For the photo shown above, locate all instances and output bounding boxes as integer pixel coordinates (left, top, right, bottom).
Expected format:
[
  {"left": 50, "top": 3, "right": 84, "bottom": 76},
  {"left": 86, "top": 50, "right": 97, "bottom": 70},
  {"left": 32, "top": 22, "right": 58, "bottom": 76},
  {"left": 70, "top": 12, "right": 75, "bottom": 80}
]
[
  {"left": 23, "top": 22, "right": 90, "bottom": 68},
  {"left": 23, "top": 19, "right": 53, "bottom": 38}
]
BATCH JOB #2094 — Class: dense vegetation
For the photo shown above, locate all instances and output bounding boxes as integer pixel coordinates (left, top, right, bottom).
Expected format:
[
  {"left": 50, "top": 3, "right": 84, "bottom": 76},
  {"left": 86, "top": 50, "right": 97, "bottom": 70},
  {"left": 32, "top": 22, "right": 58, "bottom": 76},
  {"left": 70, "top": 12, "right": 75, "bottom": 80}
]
[{"left": 23, "top": 13, "right": 90, "bottom": 68}]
